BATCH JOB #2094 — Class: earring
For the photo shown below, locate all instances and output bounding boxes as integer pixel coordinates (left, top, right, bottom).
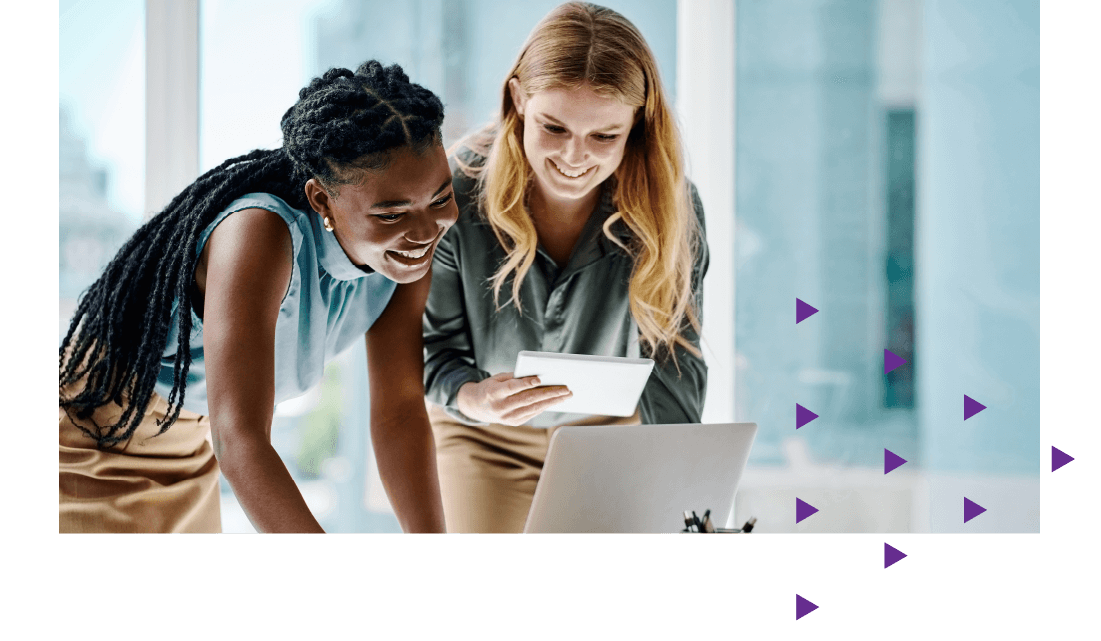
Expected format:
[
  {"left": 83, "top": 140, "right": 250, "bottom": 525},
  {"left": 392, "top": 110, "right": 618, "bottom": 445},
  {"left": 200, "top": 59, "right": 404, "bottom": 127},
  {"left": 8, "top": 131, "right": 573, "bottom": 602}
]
[{"left": 323, "top": 216, "right": 334, "bottom": 232}]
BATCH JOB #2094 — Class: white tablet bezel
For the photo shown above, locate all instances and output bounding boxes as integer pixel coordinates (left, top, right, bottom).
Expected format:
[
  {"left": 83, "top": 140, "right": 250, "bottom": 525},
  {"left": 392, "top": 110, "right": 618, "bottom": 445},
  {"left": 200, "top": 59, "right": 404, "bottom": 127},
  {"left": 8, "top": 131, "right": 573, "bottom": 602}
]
[{"left": 513, "top": 350, "right": 655, "bottom": 417}]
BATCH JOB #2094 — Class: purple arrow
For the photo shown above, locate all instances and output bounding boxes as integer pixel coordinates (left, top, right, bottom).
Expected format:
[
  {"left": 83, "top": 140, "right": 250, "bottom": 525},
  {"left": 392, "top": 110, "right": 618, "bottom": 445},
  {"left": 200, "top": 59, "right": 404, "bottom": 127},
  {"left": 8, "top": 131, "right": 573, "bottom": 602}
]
[
  {"left": 884, "top": 448, "right": 907, "bottom": 474},
  {"left": 884, "top": 349, "right": 907, "bottom": 374},
  {"left": 884, "top": 542, "right": 907, "bottom": 568},
  {"left": 1052, "top": 446, "right": 1075, "bottom": 472},
  {"left": 964, "top": 395, "right": 986, "bottom": 420},
  {"left": 796, "top": 594, "right": 819, "bottom": 620},
  {"left": 796, "top": 498, "right": 819, "bottom": 523},
  {"left": 796, "top": 403, "right": 819, "bottom": 429},
  {"left": 796, "top": 298, "right": 819, "bottom": 324},
  {"left": 964, "top": 497, "right": 987, "bottom": 523}
]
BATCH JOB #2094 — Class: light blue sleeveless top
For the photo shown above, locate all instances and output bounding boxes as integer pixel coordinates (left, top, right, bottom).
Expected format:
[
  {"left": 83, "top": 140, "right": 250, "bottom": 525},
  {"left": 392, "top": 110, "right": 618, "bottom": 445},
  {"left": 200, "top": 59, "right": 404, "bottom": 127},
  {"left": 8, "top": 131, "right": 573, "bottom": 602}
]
[{"left": 153, "top": 192, "right": 398, "bottom": 414}]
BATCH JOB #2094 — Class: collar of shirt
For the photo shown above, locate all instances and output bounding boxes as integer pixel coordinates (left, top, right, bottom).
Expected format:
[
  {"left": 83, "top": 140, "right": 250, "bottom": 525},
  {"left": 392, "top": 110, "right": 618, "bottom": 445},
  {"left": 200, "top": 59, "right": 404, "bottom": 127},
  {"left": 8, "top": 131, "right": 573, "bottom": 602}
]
[{"left": 532, "top": 178, "right": 633, "bottom": 281}]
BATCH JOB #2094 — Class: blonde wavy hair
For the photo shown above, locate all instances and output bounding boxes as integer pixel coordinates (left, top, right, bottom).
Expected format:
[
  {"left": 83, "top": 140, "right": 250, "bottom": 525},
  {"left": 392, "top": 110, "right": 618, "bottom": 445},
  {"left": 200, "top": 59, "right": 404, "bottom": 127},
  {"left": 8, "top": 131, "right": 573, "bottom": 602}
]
[{"left": 454, "top": 2, "right": 702, "bottom": 360}]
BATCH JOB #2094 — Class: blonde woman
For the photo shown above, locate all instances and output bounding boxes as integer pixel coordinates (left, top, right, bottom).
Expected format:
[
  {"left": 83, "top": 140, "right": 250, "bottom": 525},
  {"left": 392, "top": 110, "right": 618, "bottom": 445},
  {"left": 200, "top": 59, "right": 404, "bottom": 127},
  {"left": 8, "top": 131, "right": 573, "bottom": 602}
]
[{"left": 423, "top": 2, "right": 708, "bottom": 532}]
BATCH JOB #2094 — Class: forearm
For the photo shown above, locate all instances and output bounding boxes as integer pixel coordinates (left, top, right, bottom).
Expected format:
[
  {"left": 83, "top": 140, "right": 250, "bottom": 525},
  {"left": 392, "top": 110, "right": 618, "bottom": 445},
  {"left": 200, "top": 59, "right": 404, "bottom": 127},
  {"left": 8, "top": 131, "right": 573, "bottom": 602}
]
[
  {"left": 425, "top": 355, "right": 485, "bottom": 406},
  {"left": 425, "top": 352, "right": 491, "bottom": 424},
  {"left": 370, "top": 409, "right": 446, "bottom": 533},
  {"left": 639, "top": 346, "right": 709, "bottom": 424},
  {"left": 217, "top": 433, "right": 325, "bottom": 533}
]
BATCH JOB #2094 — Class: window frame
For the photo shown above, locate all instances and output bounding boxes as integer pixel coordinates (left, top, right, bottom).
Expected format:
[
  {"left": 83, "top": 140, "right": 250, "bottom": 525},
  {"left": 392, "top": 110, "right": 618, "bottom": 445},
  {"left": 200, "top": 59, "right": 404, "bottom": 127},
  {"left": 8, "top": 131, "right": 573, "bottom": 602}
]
[
  {"left": 676, "top": 0, "right": 736, "bottom": 424},
  {"left": 145, "top": 0, "right": 199, "bottom": 217}
]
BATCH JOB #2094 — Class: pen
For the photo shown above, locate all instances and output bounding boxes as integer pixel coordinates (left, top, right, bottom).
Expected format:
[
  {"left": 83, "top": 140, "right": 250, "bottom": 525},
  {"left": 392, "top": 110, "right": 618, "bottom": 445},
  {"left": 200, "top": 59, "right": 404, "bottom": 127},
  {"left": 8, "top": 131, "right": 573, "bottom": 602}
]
[{"left": 684, "top": 511, "right": 698, "bottom": 533}]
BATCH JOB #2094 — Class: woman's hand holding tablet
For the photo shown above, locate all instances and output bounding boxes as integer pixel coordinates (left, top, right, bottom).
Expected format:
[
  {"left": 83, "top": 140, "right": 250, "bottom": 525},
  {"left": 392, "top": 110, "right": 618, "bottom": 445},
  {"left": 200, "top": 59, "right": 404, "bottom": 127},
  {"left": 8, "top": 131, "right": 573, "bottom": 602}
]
[
  {"left": 513, "top": 351, "right": 656, "bottom": 418},
  {"left": 456, "top": 372, "right": 573, "bottom": 426},
  {"left": 456, "top": 351, "right": 656, "bottom": 425}
]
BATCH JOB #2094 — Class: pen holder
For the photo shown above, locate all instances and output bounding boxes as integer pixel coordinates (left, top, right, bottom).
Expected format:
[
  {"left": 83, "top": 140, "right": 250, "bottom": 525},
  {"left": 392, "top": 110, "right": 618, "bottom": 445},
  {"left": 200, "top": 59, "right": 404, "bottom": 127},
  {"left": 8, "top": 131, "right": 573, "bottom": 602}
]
[{"left": 681, "top": 510, "right": 756, "bottom": 533}]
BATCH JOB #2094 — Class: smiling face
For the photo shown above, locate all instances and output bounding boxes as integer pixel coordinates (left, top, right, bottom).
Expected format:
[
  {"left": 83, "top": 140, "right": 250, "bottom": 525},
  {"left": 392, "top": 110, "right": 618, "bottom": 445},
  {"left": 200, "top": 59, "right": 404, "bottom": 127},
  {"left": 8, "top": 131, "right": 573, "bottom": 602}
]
[
  {"left": 305, "top": 143, "right": 458, "bottom": 284},
  {"left": 509, "top": 80, "right": 637, "bottom": 207}
]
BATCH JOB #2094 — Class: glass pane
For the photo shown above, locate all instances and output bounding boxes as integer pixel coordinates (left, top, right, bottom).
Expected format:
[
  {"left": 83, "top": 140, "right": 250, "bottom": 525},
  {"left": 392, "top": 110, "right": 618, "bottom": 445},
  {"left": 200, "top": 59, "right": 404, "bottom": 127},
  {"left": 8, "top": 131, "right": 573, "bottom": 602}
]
[
  {"left": 735, "top": 1, "right": 924, "bottom": 471},
  {"left": 734, "top": 0, "right": 1039, "bottom": 533},
  {"left": 59, "top": 0, "right": 144, "bottom": 340}
]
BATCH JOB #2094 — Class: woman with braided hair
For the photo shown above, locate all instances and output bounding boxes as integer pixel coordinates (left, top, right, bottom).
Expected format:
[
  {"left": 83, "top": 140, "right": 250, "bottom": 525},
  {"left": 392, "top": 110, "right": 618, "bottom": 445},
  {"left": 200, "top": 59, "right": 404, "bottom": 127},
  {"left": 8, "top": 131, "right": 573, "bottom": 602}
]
[{"left": 59, "top": 61, "right": 455, "bottom": 533}]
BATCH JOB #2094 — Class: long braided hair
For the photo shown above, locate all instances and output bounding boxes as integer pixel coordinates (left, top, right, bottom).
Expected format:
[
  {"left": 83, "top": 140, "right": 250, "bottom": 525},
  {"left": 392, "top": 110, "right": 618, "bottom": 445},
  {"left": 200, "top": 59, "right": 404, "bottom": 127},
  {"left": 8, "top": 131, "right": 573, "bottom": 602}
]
[{"left": 59, "top": 60, "right": 445, "bottom": 449}]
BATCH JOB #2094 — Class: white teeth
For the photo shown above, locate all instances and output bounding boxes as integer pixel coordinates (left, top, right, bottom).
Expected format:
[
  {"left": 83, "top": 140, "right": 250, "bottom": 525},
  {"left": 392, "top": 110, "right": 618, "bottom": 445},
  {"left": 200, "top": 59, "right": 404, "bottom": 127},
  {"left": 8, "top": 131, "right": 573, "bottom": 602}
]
[
  {"left": 553, "top": 160, "right": 588, "bottom": 178},
  {"left": 393, "top": 247, "right": 428, "bottom": 259}
]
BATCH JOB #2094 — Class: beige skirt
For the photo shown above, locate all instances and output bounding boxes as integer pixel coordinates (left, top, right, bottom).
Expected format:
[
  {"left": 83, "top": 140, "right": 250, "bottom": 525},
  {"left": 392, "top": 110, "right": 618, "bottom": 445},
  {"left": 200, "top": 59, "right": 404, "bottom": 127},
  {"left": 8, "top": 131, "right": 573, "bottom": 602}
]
[
  {"left": 59, "top": 389, "right": 221, "bottom": 533},
  {"left": 428, "top": 402, "right": 640, "bottom": 533}
]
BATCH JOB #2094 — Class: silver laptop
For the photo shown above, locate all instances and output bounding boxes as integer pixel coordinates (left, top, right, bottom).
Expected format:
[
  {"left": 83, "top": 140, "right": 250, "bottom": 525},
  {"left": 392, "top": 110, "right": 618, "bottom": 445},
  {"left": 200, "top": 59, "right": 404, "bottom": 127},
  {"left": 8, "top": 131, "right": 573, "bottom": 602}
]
[{"left": 523, "top": 422, "right": 758, "bottom": 533}]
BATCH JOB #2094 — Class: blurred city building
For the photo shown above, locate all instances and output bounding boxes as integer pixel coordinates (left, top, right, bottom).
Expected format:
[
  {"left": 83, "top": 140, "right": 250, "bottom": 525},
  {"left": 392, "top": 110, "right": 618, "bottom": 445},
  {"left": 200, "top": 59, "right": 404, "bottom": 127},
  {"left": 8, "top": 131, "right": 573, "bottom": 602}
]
[
  {"left": 59, "top": 105, "right": 138, "bottom": 339},
  {"left": 314, "top": 0, "right": 472, "bottom": 146}
]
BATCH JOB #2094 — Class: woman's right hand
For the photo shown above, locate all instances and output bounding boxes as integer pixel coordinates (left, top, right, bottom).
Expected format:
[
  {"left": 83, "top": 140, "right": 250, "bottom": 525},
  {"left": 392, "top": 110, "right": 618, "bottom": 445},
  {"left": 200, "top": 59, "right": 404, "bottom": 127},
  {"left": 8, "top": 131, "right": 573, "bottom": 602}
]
[{"left": 456, "top": 372, "right": 572, "bottom": 426}]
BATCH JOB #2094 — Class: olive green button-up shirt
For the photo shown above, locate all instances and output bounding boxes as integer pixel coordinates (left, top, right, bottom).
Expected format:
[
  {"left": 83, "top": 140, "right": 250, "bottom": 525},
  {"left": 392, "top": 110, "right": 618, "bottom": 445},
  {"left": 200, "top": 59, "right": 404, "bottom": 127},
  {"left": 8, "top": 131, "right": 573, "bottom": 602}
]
[{"left": 423, "top": 157, "right": 709, "bottom": 427}]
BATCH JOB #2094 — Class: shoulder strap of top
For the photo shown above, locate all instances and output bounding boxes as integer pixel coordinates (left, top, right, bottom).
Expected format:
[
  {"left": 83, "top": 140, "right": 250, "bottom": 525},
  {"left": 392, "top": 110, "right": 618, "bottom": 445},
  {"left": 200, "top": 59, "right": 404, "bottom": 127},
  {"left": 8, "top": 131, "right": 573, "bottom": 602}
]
[{"left": 194, "top": 192, "right": 306, "bottom": 263}]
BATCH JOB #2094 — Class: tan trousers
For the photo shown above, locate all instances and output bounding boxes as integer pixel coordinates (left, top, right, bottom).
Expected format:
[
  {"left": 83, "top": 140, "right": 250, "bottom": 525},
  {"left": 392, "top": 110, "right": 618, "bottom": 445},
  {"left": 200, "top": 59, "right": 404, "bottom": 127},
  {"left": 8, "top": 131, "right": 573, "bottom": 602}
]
[
  {"left": 59, "top": 389, "right": 221, "bottom": 533},
  {"left": 428, "top": 402, "right": 640, "bottom": 533}
]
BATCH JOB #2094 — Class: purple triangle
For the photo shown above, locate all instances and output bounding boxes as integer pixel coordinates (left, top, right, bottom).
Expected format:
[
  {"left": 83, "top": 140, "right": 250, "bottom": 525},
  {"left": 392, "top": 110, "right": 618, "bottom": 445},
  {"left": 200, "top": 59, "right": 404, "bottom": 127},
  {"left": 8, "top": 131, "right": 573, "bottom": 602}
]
[
  {"left": 884, "top": 448, "right": 907, "bottom": 474},
  {"left": 963, "top": 497, "right": 987, "bottom": 523},
  {"left": 963, "top": 395, "right": 986, "bottom": 420},
  {"left": 795, "top": 594, "right": 818, "bottom": 620},
  {"left": 884, "top": 349, "right": 907, "bottom": 374},
  {"left": 796, "top": 497, "right": 819, "bottom": 523},
  {"left": 884, "top": 542, "right": 907, "bottom": 568},
  {"left": 796, "top": 403, "right": 819, "bottom": 429},
  {"left": 796, "top": 298, "right": 819, "bottom": 324},
  {"left": 1052, "top": 446, "right": 1074, "bottom": 472}
]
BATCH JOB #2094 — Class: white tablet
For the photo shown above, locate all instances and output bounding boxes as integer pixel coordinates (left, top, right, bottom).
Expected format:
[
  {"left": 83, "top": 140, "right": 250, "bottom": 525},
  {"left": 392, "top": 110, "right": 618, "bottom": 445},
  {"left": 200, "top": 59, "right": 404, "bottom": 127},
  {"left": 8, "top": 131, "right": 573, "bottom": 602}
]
[{"left": 513, "top": 350, "right": 654, "bottom": 417}]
